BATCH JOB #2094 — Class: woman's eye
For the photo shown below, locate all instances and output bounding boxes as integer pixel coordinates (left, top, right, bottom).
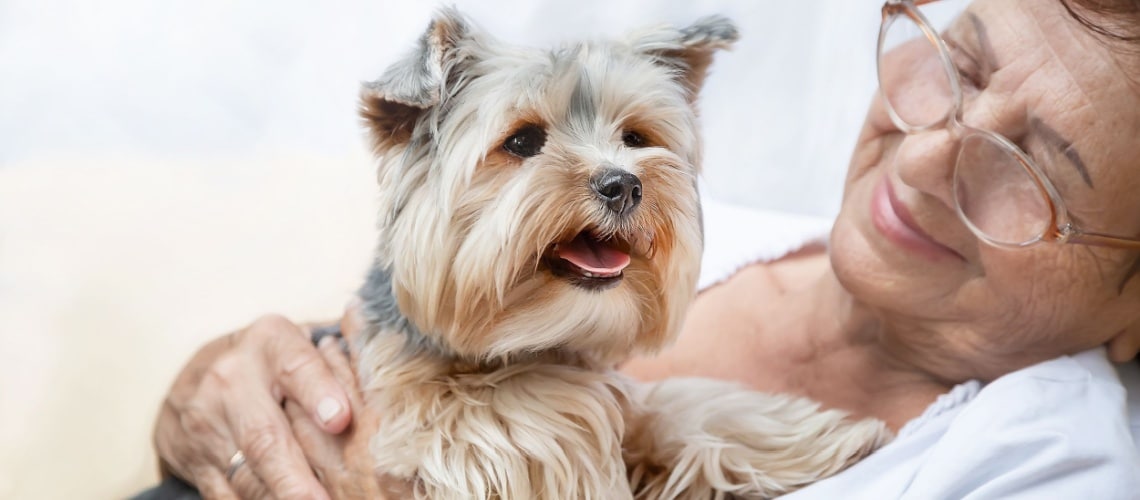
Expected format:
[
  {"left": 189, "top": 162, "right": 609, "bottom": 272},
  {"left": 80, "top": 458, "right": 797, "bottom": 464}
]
[
  {"left": 947, "top": 48, "right": 986, "bottom": 90},
  {"left": 943, "top": 37, "right": 987, "bottom": 90},
  {"left": 503, "top": 126, "right": 547, "bottom": 158},
  {"left": 622, "top": 130, "right": 647, "bottom": 148},
  {"left": 956, "top": 66, "right": 985, "bottom": 90}
]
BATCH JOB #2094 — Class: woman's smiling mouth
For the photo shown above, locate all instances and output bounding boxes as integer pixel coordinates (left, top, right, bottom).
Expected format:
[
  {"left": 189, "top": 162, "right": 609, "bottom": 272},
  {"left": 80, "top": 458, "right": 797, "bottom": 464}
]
[{"left": 871, "top": 175, "right": 965, "bottom": 262}]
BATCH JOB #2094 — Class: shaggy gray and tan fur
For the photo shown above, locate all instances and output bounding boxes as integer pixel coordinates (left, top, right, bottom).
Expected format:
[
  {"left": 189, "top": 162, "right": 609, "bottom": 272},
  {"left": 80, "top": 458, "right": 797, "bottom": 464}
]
[{"left": 354, "top": 8, "right": 891, "bottom": 499}]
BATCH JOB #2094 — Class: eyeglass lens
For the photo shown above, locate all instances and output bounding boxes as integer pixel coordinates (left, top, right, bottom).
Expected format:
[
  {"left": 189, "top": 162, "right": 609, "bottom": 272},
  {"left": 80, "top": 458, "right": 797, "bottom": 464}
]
[
  {"left": 879, "top": 13, "right": 955, "bottom": 129},
  {"left": 878, "top": 10, "right": 1052, "bottom": 246},
  {"left": 954, "top": 134, "right": 1052, "bottom": 245}
]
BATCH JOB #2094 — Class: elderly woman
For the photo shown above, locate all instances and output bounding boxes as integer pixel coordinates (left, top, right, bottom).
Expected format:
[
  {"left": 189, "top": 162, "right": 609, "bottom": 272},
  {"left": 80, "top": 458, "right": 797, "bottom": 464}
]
[{"left": 146, "top": 0, "right": 1140, "bottom": 498}]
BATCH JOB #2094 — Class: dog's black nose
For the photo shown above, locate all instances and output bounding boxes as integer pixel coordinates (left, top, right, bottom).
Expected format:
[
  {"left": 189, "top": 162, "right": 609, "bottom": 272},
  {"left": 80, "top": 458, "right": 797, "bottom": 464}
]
[{"left": 590, "top": 168, "right": 642, "bottom": 217}]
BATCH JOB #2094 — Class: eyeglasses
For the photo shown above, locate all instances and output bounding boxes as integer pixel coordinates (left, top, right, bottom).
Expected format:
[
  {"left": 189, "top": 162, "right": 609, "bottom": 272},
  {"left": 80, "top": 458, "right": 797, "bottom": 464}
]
[{"left": 877, "top": 0, "right": 1140, "bottom": 249}]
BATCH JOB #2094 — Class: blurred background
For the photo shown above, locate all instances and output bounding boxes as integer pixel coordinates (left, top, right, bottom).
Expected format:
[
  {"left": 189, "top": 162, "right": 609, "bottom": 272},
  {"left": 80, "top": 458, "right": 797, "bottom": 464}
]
[{"left": 0, "top": 0, "right": 964, "bottom": 497}]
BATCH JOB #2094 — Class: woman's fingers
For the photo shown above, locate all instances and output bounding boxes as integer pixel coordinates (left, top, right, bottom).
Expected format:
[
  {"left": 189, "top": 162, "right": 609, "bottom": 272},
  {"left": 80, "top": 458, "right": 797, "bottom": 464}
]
[
  {"left": 317, "top": 334, "right": 360, "bottom": 397},
  {"left": 158, "top": 371, "right": 274, "bottom": 500},
  {"left": 188, "top": 465, "right": 241, "bottom": 500},
  {"left": 285, "top": 395, "right": 390, "bottom": 500},
  {"left": 251, "top": 314, "right": 354, "bottom": 434},
  {"left": 154, "top": 400, "right": 237, "bottom": 499},
  {"left": 218, "top": 461, "right": 271, "bottom": 500},
  {"left": 285, "top": 401, "right": 360, "bottom": 500},
  {"left": 155, "top": 335, "right": 236, "bottom": 481},
  {"left": 220, "top": 361, "right": 331, "bottom": 500},
  {"left": 283, "top": 399, "right": 342, "bottom": 474}
]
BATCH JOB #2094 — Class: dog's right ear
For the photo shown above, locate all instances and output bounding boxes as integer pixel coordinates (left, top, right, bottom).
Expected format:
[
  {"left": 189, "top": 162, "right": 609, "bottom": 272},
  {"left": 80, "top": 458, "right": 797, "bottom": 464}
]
[
  {"left": 360, "top": 8, "right": 474, "bottom": 150},
  {"left": 627, "top": 15, "right": 738, "bottom": 102}
]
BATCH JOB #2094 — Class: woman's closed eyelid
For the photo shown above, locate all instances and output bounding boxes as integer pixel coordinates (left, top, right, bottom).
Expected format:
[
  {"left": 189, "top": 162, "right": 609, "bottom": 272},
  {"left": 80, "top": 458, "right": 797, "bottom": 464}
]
[
  {"left": 944, "top": 38, "right": 987, "bottom": 88},
  {"left": 956, "top": 62, "right": 985, "bottom": 90}
]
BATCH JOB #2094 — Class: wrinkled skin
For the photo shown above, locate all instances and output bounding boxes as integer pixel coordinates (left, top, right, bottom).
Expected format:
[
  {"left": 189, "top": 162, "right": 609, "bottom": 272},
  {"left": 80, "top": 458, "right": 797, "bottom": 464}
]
[{"left": 831, "top": 0, "right": 1140, "bottom": 381}]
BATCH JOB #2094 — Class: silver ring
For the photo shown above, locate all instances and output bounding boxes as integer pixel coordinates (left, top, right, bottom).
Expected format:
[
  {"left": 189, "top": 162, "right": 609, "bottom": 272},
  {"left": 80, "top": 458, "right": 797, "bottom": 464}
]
[{"left": 225, "top": 450, "right": 246, "bottom": 481}]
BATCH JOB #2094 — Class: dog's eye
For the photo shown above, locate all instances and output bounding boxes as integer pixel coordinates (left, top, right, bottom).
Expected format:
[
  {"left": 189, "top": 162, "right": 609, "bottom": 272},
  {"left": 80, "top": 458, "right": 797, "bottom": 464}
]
[
  {"left": 622, "top": 130, "right": 647, "bottom": 148},
  {"left": 503, "top": 126, "right": 547, "bottom": 158}
]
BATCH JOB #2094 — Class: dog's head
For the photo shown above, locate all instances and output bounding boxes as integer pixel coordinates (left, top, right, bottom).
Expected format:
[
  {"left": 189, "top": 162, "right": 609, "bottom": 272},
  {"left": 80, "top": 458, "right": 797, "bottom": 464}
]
[{"left": 361, "top": 8, "right": 735, "bottom": 363}]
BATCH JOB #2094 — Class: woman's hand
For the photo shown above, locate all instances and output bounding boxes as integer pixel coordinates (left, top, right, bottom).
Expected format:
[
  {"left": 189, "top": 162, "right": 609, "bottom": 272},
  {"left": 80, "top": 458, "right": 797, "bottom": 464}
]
[
  {"left": 285, "top": 305, "right": 413, "bottom": 499},
  {"left": 153, "top": 314, "right": 354, "bottom": 499}
]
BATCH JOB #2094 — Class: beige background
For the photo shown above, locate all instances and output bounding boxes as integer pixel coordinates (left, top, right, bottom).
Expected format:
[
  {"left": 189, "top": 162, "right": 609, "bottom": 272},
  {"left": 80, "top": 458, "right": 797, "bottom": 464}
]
[{"left": 0, "top": 151, "right": 378, "bottom": 498}]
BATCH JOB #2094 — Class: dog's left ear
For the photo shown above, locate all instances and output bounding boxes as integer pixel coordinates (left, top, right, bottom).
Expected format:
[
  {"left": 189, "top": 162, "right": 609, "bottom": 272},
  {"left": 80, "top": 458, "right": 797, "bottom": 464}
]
[
  {"left": 360, "top": 7, "right": 478, "bottom": 151},
  {"left": 628, "top": 15, "right": 738, "bottom": 100}
]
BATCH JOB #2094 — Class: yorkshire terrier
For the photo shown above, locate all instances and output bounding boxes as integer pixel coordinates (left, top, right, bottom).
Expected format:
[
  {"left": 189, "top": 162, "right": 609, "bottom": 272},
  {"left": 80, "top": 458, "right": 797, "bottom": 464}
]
[{"left": 354, "top": 8, "right": 890, "bottom": 499}]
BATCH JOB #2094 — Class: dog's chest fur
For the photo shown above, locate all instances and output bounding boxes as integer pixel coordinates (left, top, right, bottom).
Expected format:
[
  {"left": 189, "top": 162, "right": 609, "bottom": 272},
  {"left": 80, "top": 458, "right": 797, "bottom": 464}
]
[
  {"left": 358, "top": 266, "right": 636, "bottom": 499},
  {"left": 359, "top": 336, "right": 636, "bottom": 499}
]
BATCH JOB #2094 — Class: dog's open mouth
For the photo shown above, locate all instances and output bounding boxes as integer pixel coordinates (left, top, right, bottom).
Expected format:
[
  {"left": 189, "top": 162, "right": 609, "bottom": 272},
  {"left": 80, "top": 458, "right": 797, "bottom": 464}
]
[{"left": 543, "top": 230, "right": 632, "bottom": 290}]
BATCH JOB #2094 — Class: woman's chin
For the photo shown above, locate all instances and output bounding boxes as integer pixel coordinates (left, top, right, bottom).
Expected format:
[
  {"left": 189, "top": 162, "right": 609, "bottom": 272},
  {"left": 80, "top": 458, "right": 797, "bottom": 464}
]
[{"left": 830, "top": 193, "right": 961, "bottom": 313}]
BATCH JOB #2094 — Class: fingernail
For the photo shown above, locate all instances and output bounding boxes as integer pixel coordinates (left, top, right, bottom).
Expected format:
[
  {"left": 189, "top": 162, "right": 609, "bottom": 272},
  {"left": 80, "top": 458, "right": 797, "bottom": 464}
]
[{"left": 317, "top": 397, "right": 342, "bottom": 424}]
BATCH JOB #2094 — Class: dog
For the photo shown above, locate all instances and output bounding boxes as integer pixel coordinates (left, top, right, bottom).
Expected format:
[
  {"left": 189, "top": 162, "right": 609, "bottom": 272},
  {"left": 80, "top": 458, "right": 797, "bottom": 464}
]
[{"left": 353, "top": 8, "right": 891, "bottom": 499}]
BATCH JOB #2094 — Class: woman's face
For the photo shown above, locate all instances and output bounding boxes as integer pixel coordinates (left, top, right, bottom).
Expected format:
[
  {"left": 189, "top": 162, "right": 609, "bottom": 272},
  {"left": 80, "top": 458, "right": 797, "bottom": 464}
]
[{"left": 832, "top": 0, "right": 1140, "bottom": 379}]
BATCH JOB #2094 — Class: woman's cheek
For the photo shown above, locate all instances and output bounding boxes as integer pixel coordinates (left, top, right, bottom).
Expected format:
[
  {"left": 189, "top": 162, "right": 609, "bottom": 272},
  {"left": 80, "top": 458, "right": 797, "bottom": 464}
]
[
  {"left": 866, "top": 97, "right": 897, "bottom": 133},
  {"left": 975, "top": 247, "right": 1087, "bottom": 329}
]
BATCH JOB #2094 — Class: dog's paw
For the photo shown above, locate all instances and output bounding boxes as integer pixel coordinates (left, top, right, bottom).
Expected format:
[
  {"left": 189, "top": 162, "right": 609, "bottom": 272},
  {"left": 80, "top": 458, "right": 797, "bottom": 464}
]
[{"left": 626, "top": 377, "right": 892, "bottom": 499}]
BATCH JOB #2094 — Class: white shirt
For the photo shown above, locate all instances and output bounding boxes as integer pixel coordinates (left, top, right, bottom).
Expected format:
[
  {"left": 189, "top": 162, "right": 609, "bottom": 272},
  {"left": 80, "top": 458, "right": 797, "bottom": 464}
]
[{"left": 699, "top": 198, "right": 1140, "bottom": 500}]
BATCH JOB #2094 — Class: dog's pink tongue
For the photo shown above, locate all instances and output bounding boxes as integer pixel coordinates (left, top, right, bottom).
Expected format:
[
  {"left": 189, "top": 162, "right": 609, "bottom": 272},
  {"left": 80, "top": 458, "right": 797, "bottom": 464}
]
[{"left": 558, "top": 233, "right": 631, "bottom": 274}]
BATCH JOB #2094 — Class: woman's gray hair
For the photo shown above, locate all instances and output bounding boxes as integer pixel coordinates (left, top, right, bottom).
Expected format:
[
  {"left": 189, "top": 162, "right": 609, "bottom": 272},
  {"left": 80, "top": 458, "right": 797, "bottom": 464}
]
[{"left": 1061, "top": 0, "right": 1140, "bottom": 46}]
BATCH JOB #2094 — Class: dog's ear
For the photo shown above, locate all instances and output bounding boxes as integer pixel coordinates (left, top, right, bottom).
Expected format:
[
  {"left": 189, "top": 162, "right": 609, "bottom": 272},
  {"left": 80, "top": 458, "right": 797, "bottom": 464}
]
[
  {"left": 628, "top": 15, "right": 738, "bottom": 100},
  {"left": 360, "top": 7, "right": 476, "bottom": 150}
]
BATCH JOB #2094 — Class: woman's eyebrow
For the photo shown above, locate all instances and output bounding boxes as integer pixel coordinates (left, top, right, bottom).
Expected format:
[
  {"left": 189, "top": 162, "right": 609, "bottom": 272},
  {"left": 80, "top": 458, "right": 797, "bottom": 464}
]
[
  {"left": 965, "top": 12, "right": 1095, "bottom": 188},
  {"left": 966, "top": 12, "right": 994, "bottom": 72},
  {"left": 943, "top": 35, "right": 984, "bottom": 76},
  {"left": 1030, "top": 116, "right": 1095, "bottom": 188},
  {"left": 966, "top": 13, "right": 994, "bottom": 75}
]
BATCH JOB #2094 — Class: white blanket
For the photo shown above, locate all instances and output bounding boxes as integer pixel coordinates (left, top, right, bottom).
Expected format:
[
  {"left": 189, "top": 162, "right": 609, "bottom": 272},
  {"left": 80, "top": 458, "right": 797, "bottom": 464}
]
[{"left": 700, "top": 199, "right": 1140, "bottom": 499}]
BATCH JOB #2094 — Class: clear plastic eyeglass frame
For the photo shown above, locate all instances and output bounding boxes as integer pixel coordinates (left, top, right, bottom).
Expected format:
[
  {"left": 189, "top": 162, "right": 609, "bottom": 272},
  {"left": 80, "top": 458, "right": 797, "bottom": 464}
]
[{"left": 877, "top": 0, "right": 1140, "bottom": 249}]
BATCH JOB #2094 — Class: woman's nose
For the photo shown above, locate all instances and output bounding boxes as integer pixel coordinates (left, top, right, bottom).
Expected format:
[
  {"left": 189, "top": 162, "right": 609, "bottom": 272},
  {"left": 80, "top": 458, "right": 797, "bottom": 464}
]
[{"left": 892, "top": 127, "right": 960, "bottom": 210}]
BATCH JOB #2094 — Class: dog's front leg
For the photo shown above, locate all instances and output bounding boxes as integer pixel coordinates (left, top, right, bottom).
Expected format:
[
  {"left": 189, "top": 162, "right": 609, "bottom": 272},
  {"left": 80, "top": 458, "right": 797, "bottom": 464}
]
[{"left": 623, "top": 377, "right": 892, "bottom": 500}]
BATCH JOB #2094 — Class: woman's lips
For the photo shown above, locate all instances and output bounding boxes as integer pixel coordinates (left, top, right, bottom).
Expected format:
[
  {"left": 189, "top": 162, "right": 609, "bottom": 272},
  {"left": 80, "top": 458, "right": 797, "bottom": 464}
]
[{"left": 871, "top": 176, "right": 964, "bottom": 262}]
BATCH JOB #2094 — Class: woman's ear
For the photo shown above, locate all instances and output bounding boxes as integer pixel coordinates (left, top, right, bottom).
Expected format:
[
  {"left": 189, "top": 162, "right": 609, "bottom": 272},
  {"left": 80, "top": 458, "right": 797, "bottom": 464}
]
[
  {"left": 1110, "top": 261, "right": 1140, "bottom": 362},
  {"left": 1107, "top": 324, "right": 1140, "bottom": 363}
]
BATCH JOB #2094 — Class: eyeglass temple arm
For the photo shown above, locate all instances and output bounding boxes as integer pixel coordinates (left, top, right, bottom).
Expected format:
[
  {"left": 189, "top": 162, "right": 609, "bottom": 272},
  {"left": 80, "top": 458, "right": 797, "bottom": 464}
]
[{"left": 1066, "top": 230, "right": 1140, "bottom": 250}]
